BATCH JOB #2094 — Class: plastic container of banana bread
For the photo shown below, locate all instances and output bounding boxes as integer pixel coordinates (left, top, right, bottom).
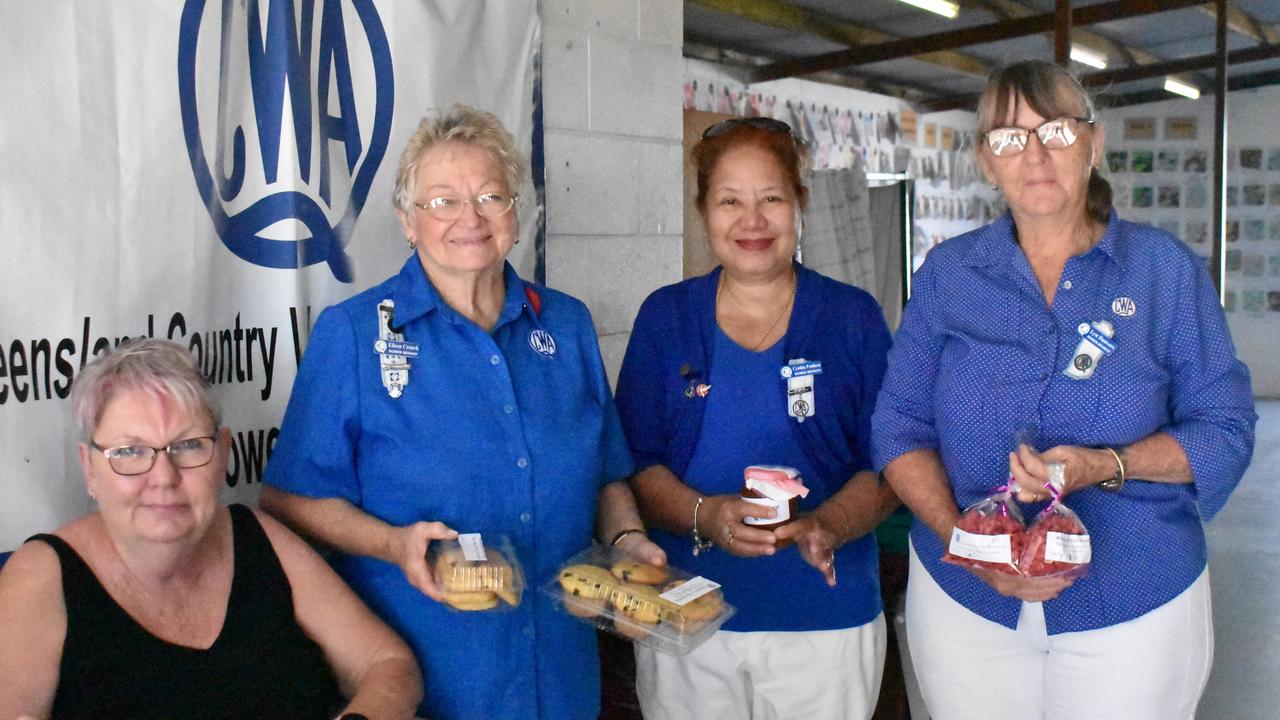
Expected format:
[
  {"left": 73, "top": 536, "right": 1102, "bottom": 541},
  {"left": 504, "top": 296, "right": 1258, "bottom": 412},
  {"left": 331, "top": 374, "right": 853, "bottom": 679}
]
[{"left": 543, "top": 545, "right": 735, "bottom": 655}]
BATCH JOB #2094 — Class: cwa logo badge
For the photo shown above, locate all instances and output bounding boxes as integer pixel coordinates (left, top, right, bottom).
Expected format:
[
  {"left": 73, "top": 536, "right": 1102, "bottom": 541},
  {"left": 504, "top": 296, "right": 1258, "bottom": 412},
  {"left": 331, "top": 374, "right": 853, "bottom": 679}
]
[{"left": 178, "top": 0, "right": 394, "bottom": 282}]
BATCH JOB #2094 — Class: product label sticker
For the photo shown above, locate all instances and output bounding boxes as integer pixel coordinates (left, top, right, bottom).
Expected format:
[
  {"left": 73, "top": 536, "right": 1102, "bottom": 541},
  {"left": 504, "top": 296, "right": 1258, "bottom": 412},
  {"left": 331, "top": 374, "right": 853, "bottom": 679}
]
[
  {"left": 457, "top": 533, "right": 487, "bottom": 562},
  {"left": 742, "top": 496, "right": 790, "bottom": 525},
  {"left": 659, "top": 576, "right": 721, "bottom": 606},
  {"left": 948, "top": 527, "right": 1013, "bottom": 563},
  {"left": 1044, "top": 532, "right": 1092, "bottom": 564}
]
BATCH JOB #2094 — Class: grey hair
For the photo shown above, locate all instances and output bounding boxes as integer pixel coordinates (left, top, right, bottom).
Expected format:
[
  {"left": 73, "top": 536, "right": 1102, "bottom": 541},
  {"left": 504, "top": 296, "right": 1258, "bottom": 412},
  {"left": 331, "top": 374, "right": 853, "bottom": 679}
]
[
  {"left": 391, "top": 104, "right": 526, "bottom": 215},
  {"left": 70, "top": 338, "right": 220, "bottom": 442},
  {"left": 976, "top": 60, "right": 1112, "bottom": 224}
]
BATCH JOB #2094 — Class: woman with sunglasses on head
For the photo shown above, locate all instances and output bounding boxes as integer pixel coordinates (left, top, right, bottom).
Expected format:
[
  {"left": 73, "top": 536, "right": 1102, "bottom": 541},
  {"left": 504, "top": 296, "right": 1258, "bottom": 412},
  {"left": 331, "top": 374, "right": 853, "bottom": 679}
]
[
  {"left": 0, "top": 339, "right": 422, "bottom": 720},
  {"left": 259, "top": 104, "right": 664, "bottom": 720},
  {"left": 615, "top": 117, "right": 900, "bottom": 719},
  {"left": 872, "top": 61, "right": 1255, "bottom": 719}
]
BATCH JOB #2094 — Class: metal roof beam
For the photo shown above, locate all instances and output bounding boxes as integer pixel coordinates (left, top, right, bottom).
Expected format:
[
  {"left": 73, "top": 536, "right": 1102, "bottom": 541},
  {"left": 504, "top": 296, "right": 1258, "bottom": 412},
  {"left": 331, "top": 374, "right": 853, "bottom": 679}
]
[
  {"left": 754, "top": 0, "right": 1208, "bottom": 82},
  {"left": 687, "top": 0, "right": 990, "bottom": 78},
  {"left": 1194, "top": 2, "right": 1280, "bottom": 45}
]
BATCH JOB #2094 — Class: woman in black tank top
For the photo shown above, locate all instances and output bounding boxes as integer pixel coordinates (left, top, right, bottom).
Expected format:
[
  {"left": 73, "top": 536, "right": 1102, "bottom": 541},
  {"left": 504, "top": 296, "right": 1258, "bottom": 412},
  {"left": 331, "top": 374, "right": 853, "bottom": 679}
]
[{"left": 0, "top": 339, "right": 422, "bottom": 719}]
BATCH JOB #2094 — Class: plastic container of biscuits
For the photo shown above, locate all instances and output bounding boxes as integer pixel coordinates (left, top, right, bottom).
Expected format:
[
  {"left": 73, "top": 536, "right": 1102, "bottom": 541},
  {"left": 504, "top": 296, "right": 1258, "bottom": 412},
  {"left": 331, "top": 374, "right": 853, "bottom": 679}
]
[
  {"left": 542, "top": 545, "right": 735, "bottom": 655},
  {"left": 430, "top": 533, "right": 525, "bottom": 612}
]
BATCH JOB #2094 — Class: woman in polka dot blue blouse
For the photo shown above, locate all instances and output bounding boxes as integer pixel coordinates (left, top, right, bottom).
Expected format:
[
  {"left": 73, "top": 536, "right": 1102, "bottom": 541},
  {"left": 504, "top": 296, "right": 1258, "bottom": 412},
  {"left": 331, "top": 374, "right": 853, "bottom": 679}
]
[{"left": 872, "top": 61, "right": 1256, "bottom": 720}]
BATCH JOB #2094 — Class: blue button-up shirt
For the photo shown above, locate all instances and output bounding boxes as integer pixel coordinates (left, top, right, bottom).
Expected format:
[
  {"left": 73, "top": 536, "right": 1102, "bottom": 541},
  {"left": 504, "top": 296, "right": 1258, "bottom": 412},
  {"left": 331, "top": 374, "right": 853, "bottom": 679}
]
[
  {"left": 872, "top": 213, "right": 1255, "bottom": 633},
  {"left": 265, "top": 256, "right": 633, "bottom": 720}
]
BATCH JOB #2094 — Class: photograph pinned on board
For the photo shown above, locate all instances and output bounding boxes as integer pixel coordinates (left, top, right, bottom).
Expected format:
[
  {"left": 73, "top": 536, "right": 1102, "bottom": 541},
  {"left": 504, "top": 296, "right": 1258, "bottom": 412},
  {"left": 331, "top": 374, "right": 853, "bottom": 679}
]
[
  {"left": 1245, "top": 219, "right": 1266, "bottom": 242},
  {"left": 1158, "top": 186, "right": 1181, "bottom": 208},
  {"left": 1269, "top": 184, "right": 1280, "bottom": 206},
  {"left": 1185, "top": 221, "right": 1208, "bottom": 245},
  {"left": 1131, "top": 150, "right": 1154, "bottom": 173},
  {"left": 1243, "top": 253, "right": 1266, "bottom": 277},
  {"left": 1271, "top": 217, "right": 1280, "bottom": 240},
  {"left": 1242, "top": 289, "right": 1265, "bottom": 313},
  {"left": 1225, "top": 290, "right": 1237, "bottom": 313},
  {"left": 1124, "top": 117, "right": 1157, "bottom": 141},
  {"left": 1132, "top": 186, "right": 1154, "bottom": 208},
  {"left": 1107, "top": 151, "right": 1128, "bottom": 173},
  {"left": 1185, "top": 182, "right": 1208, "bottom": 209},
  {"left": 1157, "top": 150, "right": 1180, "bottom": 173},
  {"left": 1228, "top": 186, "right": 1239, "bottom": 207},
  {"left": 1183, "top": 150, "right": 1207, "bottom": 173},
  {"left": 1269, "top": 255, "right": 1280, "bottom": 277},
  {"left": 1241, "top": 148, "right": 1263, "bottom": 171},
  {"left": 1227, "top": 220, "right": 1240, "bottom": 243},
  {"left": 1227, "top": 249, "right": 1243, "bottom": 272},
  {"left": 1245, "top": 185, "right": 1267, "bottom": 207},
  {"left": 1269, "top": 291, "right": 1280, "bottom": 312},
  {"left": 1164, "top": 117, "right": 1198, "bottom": 140}
]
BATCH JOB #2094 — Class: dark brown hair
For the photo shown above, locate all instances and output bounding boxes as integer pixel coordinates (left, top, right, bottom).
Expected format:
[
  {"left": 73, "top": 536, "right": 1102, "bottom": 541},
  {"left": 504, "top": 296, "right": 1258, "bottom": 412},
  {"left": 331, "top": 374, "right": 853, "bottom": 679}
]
[
  {"left": 977, "top": 61, "right": 1112, "bottom": 224},
  {"left": 692, "top": 124, "right": 809, "bottom": 213}
]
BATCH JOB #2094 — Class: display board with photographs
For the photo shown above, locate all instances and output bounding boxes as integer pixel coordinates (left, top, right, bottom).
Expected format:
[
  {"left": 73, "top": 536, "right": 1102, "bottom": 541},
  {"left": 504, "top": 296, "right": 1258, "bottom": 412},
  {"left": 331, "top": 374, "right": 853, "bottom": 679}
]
[{"left": 1105, "top": 112, "right": 1280, "bottom": 316}]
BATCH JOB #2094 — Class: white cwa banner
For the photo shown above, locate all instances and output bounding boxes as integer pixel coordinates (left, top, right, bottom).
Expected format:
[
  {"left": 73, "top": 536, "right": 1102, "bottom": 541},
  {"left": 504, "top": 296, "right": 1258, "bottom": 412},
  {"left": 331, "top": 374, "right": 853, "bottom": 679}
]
[{"left": 0, "top": 0, "right": 541, "bottom": 549}]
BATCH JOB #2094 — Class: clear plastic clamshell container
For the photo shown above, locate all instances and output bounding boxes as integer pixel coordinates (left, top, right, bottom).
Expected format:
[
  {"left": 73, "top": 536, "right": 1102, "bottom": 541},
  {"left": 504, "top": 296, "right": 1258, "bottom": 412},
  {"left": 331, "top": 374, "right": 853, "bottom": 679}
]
[
  {"left": 430, "top": 533, "right": 525, "bottom": 612},
  {"left": 543, "top": 545, "right": 735, "bottom": 655}
]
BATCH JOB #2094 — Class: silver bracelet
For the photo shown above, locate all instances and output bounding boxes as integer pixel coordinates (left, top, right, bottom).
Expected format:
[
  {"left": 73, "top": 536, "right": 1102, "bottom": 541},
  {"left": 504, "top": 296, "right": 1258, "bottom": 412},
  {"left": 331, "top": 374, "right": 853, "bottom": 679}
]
[{"left": 691, "top": 497, "right": 714, "bottom": 556}]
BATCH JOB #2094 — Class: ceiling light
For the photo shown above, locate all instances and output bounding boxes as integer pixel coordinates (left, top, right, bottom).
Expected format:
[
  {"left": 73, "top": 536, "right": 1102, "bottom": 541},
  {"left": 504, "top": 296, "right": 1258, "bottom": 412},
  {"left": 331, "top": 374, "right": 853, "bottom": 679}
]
[
  {"left": 1164, "top": 77, "right": 1201, "bottom": 100},
  {"left": 1069, "top": 45, "right": 1108, "bottom": 70},
  {"left": 896, "top": 0, "right": 959, "bottom": 20}
]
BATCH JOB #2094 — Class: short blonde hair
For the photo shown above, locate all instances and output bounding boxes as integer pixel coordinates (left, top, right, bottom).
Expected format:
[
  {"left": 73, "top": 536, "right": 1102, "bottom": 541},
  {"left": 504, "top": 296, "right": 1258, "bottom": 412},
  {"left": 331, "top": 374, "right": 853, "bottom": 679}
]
[
  {"left": 70, "top": 338, "right": 220, "bottom": 442},
  {"left": 392, "top": 104, "right": 526, "bottom": 214}
]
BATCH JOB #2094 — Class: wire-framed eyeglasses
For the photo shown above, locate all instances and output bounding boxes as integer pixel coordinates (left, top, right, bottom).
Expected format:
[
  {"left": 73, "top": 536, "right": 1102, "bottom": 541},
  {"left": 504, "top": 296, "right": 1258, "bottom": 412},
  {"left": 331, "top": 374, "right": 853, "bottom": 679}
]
[
  {"left": 412, "top": 192, "right": 516, "bottom": 221},
  {"left": 88, "top": 436, "right": 218, "bottom": 476},
  {"left": 983, "top": 117, "right": 1095, "bottom": 157}
]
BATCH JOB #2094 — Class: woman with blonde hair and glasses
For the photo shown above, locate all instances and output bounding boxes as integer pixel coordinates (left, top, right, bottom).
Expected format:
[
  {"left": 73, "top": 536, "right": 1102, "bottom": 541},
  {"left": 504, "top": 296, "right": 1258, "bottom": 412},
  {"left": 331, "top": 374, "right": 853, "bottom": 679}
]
[
  {"left": 0, "top": 338, "right": 421, "bottom": 720},
  {"left": 261, "top": 104, "right": 664, "bottom": 720},
  {"left": 616, "top": 117, "right": 899, "bottom": 719},
  {"left": 873, "top": 60, "right": 1255, "bottom": 719}
]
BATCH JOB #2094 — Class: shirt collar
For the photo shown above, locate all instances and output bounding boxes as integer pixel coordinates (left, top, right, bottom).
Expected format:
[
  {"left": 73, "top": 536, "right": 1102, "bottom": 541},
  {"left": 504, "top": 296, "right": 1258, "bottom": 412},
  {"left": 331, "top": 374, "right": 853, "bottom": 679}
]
[
  {"left": 388, "top": 255, "right": 533, "bottom": 328},
  {"left": 962, "top": 209, "right": 1124, "bottom": 268}
]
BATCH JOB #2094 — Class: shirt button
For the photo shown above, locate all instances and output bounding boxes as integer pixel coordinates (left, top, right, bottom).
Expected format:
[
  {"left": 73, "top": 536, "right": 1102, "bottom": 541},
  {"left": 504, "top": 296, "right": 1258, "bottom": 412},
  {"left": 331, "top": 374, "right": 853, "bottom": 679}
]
[
  {"left": 1062, "top": 280, "right": 1073, "bottom": 290},
  {"left": 504, "top": 404, "right": 515, "bottom": 414},
  {"left": 490, "top": 354, "right": 501, "bottom": 365},
  {"left": 517, "top": 457, "right": 529, "bottom": 468},
  {"left": 1043, "top": 324, "right": 1054, "bottom": 334},
  {"left": 520, "top": 511, "right": 532, "bottom": 523}
]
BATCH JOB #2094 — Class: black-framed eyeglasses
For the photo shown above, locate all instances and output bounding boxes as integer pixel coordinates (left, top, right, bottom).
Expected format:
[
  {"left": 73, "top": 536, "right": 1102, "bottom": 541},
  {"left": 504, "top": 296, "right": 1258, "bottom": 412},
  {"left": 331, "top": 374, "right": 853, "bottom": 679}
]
[
  {"left": 412, "top": 192, "right": 516, "bottom": 221},
  {"left": 88, "top": 436, "right": 218, "bottom": 476},
  {"left": 983, "top": 117, "right": 1095, "bottom": 157},
  {"left": 701, "top": 117, "right": 793, "bottom": 140}
]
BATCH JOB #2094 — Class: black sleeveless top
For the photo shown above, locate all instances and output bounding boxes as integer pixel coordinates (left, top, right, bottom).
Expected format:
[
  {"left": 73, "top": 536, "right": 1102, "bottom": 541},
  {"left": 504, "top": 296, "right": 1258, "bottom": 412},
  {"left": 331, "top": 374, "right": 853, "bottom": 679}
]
[{"left": 31, "top": 504, "right": 344, "bottom": 720}]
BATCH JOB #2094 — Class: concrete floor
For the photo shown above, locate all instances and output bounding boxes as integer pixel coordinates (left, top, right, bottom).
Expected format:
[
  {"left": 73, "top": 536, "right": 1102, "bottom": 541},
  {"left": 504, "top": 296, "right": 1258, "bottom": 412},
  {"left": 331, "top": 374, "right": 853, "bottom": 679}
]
[{"left": 1199, "top": 399, "right": 1280, "bottom": 720}]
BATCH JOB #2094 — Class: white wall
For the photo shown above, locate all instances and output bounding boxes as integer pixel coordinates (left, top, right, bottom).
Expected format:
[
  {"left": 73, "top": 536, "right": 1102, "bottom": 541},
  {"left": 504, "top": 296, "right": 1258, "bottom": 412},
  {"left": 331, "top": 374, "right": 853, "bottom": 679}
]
[
  {"left": 538, "top": 0, "right": 685, "bottom": 386},
  {"left": 1098, "top": 87, "right": 1280, "bottom": 398}
]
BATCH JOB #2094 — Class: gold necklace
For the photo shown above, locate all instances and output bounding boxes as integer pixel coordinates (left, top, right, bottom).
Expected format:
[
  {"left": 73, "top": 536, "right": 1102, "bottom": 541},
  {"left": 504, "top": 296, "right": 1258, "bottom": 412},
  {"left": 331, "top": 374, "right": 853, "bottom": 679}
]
[{"left": 715, "top": 270, "right": 797, "bottom": 352}]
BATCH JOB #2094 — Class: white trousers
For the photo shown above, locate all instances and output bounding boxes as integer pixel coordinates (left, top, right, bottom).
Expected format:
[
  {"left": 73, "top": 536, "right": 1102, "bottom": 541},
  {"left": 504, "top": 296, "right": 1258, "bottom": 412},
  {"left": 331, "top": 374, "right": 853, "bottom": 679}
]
[
  {"left": 906, "top": 545, "right": 1213, "bottom": 720},
  {"left": 634, "top": 619, "right": 887, "bottom": 720}
]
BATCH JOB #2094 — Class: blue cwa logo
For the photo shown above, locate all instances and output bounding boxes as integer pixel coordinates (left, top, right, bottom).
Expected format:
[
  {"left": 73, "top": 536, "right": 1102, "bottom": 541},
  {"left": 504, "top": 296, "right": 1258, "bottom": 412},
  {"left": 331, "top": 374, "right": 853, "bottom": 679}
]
[{"left": 178, "top": 0, "right": 395, "bottom": 282}]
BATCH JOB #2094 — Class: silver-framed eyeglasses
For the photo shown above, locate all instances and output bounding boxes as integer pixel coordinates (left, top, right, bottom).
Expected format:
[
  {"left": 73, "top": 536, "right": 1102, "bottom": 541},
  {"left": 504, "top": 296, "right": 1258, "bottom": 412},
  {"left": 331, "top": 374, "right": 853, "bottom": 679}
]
[
  {"left": 984, "top": 117, "right": 1095, "bottom": 157},
  {"left": 412, "top": 192, "right": 516, "bottom": 221},
  {"left": 88, "top": 436, "right": 217, "bottom": 476}
]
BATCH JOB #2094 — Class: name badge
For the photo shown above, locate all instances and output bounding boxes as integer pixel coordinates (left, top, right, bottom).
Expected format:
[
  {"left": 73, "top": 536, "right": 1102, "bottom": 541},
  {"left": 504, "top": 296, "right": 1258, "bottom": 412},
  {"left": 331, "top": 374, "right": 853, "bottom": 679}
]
[
  {"left": 782, "top": 359, "right": 819, "bottom": 423},
  {"left": 1063, "top": 320, "right": 1115, "bottom": 381}
]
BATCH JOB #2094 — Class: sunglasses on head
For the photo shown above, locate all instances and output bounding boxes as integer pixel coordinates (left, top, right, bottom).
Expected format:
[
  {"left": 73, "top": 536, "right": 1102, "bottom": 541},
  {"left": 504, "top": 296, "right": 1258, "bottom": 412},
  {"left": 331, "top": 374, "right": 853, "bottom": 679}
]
[{"left": 701, "top": 117, "right": 793, "bottom": 140}]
